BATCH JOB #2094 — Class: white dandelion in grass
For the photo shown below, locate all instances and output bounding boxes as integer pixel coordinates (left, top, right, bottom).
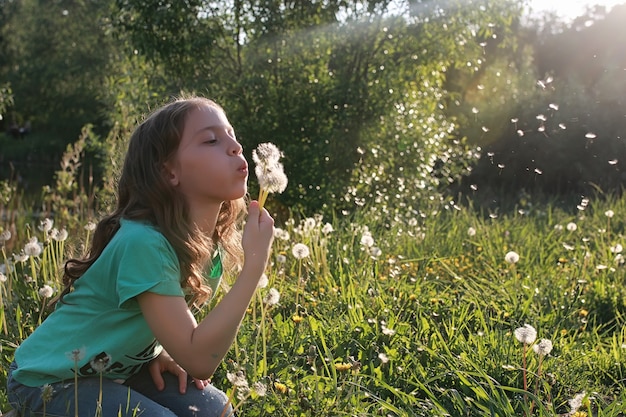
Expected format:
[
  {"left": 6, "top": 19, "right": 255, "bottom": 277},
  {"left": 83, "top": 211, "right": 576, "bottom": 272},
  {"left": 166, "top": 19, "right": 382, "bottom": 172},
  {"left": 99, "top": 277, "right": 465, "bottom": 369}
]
[
  {"left": 263, "top": 288, "right": 280, "bottom": 306},
  {"left": 24, "top": 237, "right": 42, "bottom": 257},
  {"left": 38, "top": 285, "right": 54, "bottom": 299},
  {"left": 514, "top": 324, "right": 537, "bottom": 345},
  {"left": 505, "top": 251, "right": 520, "bottom": 264},
  {"left": 252, "top": 142, "right": 288, "bottom": 210},
  {"left": 292, "top": 243, "right": 310, "bottom": 259},
  {"left": 533, "top": 338, "right": 553, "bottom": 356}
]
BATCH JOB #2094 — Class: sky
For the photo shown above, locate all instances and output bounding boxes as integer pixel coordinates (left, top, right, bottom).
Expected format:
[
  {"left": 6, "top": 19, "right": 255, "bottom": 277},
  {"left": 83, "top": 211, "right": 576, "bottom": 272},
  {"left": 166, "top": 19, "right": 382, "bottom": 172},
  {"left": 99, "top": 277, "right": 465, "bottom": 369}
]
[{"left": 527, "top": 0, "right": 626, "bottom": 20}]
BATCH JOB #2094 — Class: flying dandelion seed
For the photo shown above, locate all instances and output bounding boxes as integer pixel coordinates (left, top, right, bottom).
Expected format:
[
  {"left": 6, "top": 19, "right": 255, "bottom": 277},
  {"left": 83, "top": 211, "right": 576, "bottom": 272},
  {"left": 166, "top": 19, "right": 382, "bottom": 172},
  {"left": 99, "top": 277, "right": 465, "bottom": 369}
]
[
  {"left": 471, "top": 107, "right": 479, "bottom": 114},
  {"left": 511, "top": 118, "right": 519, "bottom": 123},
  {"left": 548, "top": 103, "right": 559, "bottom": 110},
  {"left": 559, "top": 123, "right": 567, "bottom": 129},
  {"left": 517, "top": 130, "right": 524, "bottom": 137},
  {"left": 536, "top": 114, "right": 547, "bottom": 121},
  {"left": 609, "top": 159, "right": 618, "bottom": 165},
  {"left": 585, "top": 132, "right": 597, "bottom": 139},
  {"left": 534, "top": 168, "right": 543, "bottom": 175}
]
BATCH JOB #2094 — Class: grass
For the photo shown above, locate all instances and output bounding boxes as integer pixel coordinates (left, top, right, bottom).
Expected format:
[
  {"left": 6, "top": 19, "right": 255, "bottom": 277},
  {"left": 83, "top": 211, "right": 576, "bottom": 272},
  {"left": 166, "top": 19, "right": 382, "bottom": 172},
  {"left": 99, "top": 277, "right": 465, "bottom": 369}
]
[{"left": 1, "top": 188, "right": 626, "bottom": 416}]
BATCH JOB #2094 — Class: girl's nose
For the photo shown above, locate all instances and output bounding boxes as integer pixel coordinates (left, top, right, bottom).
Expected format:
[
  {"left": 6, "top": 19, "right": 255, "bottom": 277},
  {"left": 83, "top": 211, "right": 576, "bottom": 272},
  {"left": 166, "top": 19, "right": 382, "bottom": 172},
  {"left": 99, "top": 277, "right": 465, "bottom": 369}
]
[{"left": 231, "top": 141, "right": 243, "bottom": 155}]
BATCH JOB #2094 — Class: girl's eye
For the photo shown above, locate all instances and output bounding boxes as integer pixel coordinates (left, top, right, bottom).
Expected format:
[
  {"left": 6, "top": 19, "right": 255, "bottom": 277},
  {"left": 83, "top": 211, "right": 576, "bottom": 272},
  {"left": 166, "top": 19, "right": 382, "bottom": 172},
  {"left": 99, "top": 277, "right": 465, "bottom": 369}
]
[{"left": 204, "top": 138, "right": 218, "bottom": 144}]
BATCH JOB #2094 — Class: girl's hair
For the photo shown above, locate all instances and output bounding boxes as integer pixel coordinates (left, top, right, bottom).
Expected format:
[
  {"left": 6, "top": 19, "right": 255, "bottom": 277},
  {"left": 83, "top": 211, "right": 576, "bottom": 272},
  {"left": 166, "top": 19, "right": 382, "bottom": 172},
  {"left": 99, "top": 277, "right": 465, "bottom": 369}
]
[{"left": 58, "top": 96, "right": 246, "bottom": 307}]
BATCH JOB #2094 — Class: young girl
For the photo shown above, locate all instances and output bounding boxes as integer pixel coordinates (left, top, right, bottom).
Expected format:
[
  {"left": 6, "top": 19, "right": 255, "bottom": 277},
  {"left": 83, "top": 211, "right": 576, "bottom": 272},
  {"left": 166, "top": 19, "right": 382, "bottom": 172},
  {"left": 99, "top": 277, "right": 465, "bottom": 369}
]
[{"left": 6, "top": 96, "right": 275, "bottom": 417}]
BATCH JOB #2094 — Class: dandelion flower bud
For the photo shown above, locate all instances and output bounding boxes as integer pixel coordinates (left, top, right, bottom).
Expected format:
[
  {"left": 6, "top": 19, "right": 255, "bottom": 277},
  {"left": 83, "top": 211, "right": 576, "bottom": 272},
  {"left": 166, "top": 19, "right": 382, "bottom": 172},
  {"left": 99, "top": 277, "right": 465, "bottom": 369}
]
[{"left": 514, "top": 324, "right": 537, "bottom": 345}]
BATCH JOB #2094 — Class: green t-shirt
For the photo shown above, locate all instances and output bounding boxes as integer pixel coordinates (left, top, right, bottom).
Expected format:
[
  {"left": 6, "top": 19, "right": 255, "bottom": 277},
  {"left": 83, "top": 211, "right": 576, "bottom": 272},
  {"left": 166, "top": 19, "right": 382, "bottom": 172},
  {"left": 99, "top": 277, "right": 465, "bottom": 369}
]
[{"left": 13, "top": 218, "right": 222, "bottom": 387}]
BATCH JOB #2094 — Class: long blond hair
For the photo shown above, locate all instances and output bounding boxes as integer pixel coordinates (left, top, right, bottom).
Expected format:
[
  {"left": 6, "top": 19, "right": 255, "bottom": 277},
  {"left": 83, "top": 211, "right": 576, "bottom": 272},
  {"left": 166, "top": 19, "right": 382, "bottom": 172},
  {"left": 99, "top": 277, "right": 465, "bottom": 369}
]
[{"left": 59, "top": 96, "right": 246, "bottom": 307}]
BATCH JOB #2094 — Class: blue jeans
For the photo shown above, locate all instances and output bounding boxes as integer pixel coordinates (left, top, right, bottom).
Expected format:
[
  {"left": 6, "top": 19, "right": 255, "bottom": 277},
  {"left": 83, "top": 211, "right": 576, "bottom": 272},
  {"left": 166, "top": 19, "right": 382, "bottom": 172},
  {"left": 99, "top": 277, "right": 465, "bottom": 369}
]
[{"left": 7, "top": 361, "right": 233, "bottom": 417}]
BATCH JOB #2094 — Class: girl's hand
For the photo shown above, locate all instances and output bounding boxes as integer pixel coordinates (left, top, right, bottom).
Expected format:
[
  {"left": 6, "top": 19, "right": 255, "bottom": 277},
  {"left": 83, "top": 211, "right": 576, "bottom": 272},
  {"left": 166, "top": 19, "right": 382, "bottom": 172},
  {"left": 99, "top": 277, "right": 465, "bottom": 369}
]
[
  {"left": 242, "top": 200, "right": 274, "bottom": 275},
  {"left": 149, "top": 350, "right": 209, "bottom": 393}
]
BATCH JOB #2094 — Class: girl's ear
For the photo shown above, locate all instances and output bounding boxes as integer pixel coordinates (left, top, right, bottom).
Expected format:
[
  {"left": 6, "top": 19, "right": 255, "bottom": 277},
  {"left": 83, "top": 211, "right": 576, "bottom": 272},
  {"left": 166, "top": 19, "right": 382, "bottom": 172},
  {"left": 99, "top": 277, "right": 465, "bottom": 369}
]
[{"left": 163, "top": 161, "right": 180, "bottom": 187}]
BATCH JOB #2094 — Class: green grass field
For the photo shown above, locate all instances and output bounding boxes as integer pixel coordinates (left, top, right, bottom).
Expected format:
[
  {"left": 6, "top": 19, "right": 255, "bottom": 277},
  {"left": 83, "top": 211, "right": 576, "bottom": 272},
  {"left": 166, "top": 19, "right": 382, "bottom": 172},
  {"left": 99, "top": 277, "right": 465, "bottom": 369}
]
[{"left": 1, "top": 191, "right": 625, "bottom": 416}]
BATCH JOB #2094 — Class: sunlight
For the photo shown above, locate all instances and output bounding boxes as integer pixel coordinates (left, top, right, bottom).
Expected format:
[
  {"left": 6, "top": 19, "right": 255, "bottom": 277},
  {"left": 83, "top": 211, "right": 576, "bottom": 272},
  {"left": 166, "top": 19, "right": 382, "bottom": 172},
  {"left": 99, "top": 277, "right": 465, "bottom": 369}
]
[{"left": 528, "top": 0, "right": 626, "bottom": 19}]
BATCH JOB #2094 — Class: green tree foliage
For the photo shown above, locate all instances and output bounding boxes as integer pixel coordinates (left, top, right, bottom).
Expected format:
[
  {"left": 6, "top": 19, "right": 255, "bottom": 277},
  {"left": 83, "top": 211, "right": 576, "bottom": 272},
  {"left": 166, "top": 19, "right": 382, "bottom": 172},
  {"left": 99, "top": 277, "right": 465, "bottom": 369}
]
[
  {"left": 0, "top": 0, "right": 116, "bottom": 180},
  {"left": 112, "top": 0, "right": 526, "bottom": 215}
]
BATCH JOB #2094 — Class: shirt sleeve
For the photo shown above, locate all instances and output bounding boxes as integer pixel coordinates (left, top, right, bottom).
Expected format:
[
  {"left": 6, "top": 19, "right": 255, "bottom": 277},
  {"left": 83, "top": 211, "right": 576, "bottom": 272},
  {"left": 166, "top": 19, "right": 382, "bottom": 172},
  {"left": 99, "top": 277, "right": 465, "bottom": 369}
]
[{"left": 116, "top": 229, "right": 184, "bottom": 308}]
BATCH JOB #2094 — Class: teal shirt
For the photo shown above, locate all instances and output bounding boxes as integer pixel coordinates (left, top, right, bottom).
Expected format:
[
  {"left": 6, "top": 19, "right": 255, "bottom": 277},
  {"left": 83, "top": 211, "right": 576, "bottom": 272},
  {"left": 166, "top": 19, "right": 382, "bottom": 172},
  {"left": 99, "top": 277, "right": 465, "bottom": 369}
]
[{"left": 13, "top": 219, "right": 222, "bottom": 387}]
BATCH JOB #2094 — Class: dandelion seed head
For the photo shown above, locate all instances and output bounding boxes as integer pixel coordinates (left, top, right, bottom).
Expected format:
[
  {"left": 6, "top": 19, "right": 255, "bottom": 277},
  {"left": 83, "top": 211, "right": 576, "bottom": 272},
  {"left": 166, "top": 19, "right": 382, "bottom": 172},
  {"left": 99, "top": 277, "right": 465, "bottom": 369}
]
[
  {"left": 66, "top": 346, "right": 87, "bottom": 363},
  {"left": 84, "top": 222, "right": 97, "bottom": 231},
  {"left": 569, "top": 392, "right": 586, "bottom": 413},
  {"left": 252, "top": 381, "right": 267, "bottom": 396},
  {"left": 38, "top": 218, "right": 54, "bottom": 233},
  {"left": 360, "top": 233, "right": 375, "bottom": 248},
  {"left": 567, "top": 222, "right": 578, "bottom": 232},
  {"left": 322, "top": 223, "right": 334, "bottom": 234},
  {"left": 605, "top": 210, "right": 615, "bottom": 218},
  {"left": 532, "top": 338, "right": 553, "bottom": 356},
  {"left": 0, "top": 230, "right": 11, "bottom": 243},
  {"left": 227, "top": 371, "right": 249, "bottom": 388},
  {"left": 292, "top": 243, "right": 310, "bottom": 259},
  {"left": 252, "top": 142, "right": 282, "bottom": 165},
  {"left": 378, "top": 353, "right": 389, "bottom": 364},
  {"left": 90, "top": 354, "right": 112, "bottom": 373},
  {"left": 257, "top": 273, "right": 269, "bottom": 289},
  {"left": 514, "top": 324, "right": 537, "bottom": 345},
  {"left": 505, "top": 251, "right": 520, "bottom": 264},
  {"left": 38, "top": 285, "right": 54, "bottom": 298},
  {"left": 24, "top": 237, "right": 42, "bottom": 257},
  {"left": 255, "top": 162, "right": 288, "bottom": 194},
  {"left": 54, "top": 228, "right": 69, "bottom": 242},
  {"left": 263, "top": 288, "right": 280, "bottom": 306},
  {"left": 467, "top": 227, "right": 476, "bottom": 237},
  {"left": 276, "top": 254, "right": 287, "bottom": 263}
]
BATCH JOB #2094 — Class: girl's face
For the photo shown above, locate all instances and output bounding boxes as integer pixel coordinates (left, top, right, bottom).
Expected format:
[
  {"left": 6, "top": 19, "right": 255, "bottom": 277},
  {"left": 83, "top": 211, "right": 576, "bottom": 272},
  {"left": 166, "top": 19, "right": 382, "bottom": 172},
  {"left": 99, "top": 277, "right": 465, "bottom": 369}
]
[{"left": 166, "top": 104, "right": 248, "bottom": 208}]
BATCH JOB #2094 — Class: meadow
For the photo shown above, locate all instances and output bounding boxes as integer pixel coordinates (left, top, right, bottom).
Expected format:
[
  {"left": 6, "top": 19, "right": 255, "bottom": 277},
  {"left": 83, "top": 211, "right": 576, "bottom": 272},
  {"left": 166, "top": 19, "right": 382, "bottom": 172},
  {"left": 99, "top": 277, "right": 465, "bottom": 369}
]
[{"left": 1, "top": 183, "right": 626, "bottom": 416}]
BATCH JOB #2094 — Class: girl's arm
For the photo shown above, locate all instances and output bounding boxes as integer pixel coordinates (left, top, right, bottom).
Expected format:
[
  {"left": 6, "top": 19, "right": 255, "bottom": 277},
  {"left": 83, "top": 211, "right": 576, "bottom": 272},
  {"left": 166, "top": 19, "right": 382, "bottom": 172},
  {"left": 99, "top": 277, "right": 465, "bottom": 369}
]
[{"left": 137, "top": 201, "right": 274, "bottom": 379}]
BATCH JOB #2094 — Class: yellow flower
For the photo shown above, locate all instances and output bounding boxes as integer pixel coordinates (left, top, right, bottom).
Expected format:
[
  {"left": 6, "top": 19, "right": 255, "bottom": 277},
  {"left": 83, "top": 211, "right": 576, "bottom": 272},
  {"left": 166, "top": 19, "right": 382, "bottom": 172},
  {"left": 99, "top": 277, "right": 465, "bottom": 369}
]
[
  {"left": 579, "top": 309, "right": 589, "bottom": 317},
  {"left": 335, "top": 363, "right": 352, "bottom": 372},
  {"left": 571, "top": 412, "right": 588, "bottom": 417},
  {"left": 273, "top": 382, "right": 288, "bottom": 394},
  {"left": 292, "top": 314, "right": 304, "bottom": 324}
]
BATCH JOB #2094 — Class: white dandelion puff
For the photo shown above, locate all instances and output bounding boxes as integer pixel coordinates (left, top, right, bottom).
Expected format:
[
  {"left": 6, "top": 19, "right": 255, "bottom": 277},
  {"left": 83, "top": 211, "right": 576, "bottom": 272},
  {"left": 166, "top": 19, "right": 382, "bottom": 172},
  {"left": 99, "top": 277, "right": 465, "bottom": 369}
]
[
  {"left": 505, "top": 251, "right": 520, "bottom": 264},
  {"left": 292, "top": 243, "right": 310, "bottom": 259},
  {"left": 263, "top": 288, "right": 280, "bottom": 306},
  {"left": 38, "top": 285, "right": 54, "bottom": 298},
  {"left": 532, "top": 338, "right": 553, "bottom": 356},
  {"left": 514, "top": 324, "right": 537, "bottom": 345}
]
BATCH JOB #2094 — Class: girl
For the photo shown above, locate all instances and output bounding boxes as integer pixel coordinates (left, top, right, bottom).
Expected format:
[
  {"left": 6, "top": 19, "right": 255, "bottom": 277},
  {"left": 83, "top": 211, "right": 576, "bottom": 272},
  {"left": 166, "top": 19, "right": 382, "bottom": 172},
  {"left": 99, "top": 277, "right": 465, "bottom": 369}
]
[{"left": 6, "top": 96, "right": 275, "bottom": 417}]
